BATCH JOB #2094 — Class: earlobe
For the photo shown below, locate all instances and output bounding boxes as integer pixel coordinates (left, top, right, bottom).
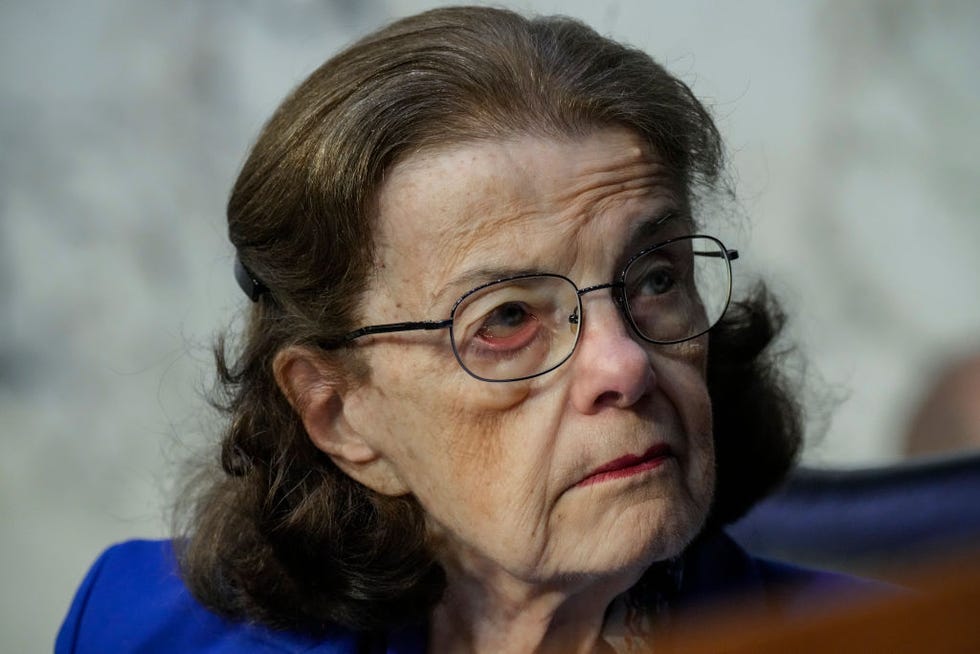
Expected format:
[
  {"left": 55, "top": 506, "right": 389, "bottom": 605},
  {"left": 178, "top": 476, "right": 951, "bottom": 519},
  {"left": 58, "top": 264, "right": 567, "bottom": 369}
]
[{"left": 273, "top": 347, "right": 409, "bottom": 496}]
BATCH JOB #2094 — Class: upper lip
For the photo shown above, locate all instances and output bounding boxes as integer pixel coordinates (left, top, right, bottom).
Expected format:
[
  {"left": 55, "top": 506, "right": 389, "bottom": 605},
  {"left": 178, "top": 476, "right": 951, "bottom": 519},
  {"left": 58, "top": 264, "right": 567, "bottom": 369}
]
[{"left": 581, "top": 443, "right": 674, "bottom": 481}]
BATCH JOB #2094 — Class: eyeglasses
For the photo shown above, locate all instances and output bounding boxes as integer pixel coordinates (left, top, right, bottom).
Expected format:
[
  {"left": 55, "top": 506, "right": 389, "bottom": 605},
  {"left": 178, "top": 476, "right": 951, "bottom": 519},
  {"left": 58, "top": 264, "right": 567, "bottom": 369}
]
[{"left": 325, "top": 235, "right": 738, "bottom": 382}]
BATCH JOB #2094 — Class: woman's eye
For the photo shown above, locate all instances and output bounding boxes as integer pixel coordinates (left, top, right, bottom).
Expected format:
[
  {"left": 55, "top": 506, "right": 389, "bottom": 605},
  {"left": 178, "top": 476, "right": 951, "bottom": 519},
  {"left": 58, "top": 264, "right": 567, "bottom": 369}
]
[
  {"left": 477, "top": 302, "right": 535, "bottom": 341},
  {"left": 638, "top": 267, "right": 675, "bottom": 295}
]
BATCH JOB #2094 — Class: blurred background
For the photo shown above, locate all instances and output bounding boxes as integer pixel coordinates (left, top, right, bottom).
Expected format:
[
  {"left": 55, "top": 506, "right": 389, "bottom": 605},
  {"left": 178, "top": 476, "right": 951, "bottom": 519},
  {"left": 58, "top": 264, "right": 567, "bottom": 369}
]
[{"left": 2, "top": 0, "right": 978, "bottom": 650}]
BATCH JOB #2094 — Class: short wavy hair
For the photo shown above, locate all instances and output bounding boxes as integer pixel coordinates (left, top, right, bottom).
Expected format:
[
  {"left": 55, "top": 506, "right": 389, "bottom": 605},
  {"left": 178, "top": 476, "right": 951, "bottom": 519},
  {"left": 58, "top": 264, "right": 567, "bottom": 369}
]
[{"left": 177, "top": 5, "right": 802, "bottom": 635}]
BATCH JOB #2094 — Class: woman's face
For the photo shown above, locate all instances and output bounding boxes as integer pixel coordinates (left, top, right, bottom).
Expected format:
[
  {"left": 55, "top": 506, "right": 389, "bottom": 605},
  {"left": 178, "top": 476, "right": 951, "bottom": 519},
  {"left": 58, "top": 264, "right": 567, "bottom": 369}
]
[{"left": 340, "top": 128, "right": 715, "bottom": 594}]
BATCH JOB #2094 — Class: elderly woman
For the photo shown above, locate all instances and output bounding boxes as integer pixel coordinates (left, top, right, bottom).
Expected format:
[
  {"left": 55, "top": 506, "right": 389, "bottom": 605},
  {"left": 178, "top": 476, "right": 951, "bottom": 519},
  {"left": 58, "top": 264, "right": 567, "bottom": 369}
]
[{"left": 58, "top": 6, "right": 850, "bottom": 653}]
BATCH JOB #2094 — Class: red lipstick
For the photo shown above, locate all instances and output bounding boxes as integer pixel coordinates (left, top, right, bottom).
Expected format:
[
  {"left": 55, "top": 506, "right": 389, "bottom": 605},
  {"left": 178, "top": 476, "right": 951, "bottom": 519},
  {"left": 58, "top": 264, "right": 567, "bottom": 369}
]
[{"left": 577, "top": 444, "right": 673, "bottom": 487}]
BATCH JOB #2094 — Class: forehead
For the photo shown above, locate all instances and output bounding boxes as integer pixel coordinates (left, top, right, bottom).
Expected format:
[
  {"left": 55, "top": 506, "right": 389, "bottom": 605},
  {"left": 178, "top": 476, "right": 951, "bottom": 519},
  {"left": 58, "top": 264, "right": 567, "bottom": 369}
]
[{"left": 371, "top": 128, "right": 682, "bottom": 311}]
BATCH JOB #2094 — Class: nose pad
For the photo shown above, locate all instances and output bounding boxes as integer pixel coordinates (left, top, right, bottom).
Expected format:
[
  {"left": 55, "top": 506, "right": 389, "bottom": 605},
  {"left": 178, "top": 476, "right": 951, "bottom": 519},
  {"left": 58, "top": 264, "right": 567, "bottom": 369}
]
[{"left": 568, "top": 295, "right": 655, "bottom": 414}]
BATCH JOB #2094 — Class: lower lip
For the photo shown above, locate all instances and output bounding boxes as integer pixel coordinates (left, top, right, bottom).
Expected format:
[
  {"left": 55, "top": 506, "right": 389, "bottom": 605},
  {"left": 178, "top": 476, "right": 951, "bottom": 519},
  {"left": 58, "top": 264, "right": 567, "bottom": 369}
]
[{"left": 576, "top": 448, "right": 673, "bottom": 488}]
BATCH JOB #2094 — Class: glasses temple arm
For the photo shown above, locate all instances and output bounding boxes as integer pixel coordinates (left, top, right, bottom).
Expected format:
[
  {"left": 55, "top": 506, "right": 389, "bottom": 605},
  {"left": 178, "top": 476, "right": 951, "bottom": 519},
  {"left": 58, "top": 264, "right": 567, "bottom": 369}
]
[
  {"left": 322, "top": 319, "right": 453, "bottom": 348},
  {"left": 694, "top": 248, "right": 739, "bottom": 261}
]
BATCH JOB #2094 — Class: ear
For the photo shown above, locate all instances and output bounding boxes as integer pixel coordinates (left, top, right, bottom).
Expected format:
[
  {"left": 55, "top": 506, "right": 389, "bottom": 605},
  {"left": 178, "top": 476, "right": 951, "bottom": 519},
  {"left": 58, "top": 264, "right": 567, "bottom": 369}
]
[{"left": 273, "top": 346, "right": 409, "bottom": 496}]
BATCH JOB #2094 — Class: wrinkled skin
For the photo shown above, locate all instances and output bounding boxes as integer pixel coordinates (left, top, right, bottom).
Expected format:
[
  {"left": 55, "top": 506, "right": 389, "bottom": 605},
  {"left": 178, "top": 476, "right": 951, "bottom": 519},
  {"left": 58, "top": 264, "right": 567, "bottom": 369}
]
[{"left": 287, "top": 128, "right": 716, "bottom": 652}]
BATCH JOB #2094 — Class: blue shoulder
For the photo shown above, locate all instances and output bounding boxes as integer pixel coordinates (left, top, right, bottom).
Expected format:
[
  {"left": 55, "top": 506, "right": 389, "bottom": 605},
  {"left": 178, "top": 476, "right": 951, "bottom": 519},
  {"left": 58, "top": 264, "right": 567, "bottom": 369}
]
[{"left": 55, "top": 539, "right": 361, "bottom": 654}]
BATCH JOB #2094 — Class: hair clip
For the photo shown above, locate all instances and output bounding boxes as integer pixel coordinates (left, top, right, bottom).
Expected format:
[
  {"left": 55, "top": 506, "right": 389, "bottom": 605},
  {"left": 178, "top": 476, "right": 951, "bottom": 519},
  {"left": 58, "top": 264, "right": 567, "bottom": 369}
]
[{"left": 234, "top": 254, "right": 268, "bottom": 302}]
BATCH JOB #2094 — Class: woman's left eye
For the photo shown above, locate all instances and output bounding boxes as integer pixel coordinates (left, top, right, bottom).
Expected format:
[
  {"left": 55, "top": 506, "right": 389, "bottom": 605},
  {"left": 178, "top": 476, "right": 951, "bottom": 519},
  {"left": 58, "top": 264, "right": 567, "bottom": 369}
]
[{"left": 638, "top": 266, "right": 676, "bottom": 295}]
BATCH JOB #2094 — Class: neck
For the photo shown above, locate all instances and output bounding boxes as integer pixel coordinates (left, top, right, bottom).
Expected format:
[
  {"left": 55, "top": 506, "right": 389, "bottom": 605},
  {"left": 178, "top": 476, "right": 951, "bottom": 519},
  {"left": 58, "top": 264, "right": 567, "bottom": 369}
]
[{"left": 429, "top": 564, "right": 652, "bottom": 654}]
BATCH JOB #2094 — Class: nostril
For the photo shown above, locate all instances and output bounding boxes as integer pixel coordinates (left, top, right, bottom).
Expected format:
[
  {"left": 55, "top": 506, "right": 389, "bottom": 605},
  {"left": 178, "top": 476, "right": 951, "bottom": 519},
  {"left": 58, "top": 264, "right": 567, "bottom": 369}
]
[{"left": 595, "top": 390, "right": 624, "bottom": 408}]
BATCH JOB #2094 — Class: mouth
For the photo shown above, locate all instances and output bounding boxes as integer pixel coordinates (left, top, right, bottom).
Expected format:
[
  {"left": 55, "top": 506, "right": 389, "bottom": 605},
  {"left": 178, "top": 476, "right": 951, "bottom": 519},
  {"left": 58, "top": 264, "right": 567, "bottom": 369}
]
[{"left": 576, "top": 444, "right": 674, "bottom": 488}]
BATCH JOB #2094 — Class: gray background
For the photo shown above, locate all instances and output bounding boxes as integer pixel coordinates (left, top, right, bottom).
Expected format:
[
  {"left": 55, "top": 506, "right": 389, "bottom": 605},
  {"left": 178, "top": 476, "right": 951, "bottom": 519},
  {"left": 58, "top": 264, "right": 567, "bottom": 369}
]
[{"left": 2, "top": 1, "right": 978, "bottom": 650}]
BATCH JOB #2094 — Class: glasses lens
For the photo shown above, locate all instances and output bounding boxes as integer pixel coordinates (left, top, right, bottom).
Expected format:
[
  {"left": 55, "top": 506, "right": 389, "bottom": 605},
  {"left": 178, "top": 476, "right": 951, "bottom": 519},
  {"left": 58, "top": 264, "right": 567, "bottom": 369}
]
[
  {"left": 450, "top": 275, "right": 581, "bottom": 382},
  {"left": 623, "top": 236, "right": 732, "bottom": 343}
]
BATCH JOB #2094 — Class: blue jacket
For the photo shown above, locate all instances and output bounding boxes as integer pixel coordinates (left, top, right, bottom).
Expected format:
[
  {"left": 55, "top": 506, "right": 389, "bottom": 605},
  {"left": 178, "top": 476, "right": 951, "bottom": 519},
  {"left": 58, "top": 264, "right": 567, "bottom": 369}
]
[{"left": 56, "top": 532, "right": 867, "bottom": 653}]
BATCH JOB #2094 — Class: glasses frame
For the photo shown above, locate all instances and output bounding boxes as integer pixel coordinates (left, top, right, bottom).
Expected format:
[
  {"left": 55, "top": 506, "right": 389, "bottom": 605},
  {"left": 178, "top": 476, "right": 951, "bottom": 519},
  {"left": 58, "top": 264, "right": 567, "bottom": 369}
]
[{"left": 322, "top": 234, "right": 739, "bottom": 382}]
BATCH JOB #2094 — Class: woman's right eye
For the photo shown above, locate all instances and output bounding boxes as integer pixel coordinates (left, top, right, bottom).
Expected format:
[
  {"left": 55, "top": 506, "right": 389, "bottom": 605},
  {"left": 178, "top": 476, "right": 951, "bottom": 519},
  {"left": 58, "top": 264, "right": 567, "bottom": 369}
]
[
  {"left": 473, "top": 302, "right": 539, "bottom": 349},
  {"left": 471, "top": 302, "right": 542, "bottom": 355}
]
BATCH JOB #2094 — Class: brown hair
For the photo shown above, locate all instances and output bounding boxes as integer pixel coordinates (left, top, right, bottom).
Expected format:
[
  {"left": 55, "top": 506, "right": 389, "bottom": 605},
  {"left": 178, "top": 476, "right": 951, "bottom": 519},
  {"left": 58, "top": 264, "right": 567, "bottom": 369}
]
[{"left": 177, "top": 5, "right": 801, "bottom": 634}]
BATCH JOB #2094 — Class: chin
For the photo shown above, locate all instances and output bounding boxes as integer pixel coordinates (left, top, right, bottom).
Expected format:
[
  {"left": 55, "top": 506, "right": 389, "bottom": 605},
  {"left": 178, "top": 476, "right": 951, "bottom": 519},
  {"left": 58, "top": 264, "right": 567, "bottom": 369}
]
[
  {"left": 654, "top": 507, "right": 709, "bottom": 561},
  {"left": 572, "top": 495, "right": 711, "bottom": 589},
  {"left": 638, "top": 461, "right": 716, "bottom": 565},
  {"left": 643, "top": 501, "right": 711, "bottom": 567}
]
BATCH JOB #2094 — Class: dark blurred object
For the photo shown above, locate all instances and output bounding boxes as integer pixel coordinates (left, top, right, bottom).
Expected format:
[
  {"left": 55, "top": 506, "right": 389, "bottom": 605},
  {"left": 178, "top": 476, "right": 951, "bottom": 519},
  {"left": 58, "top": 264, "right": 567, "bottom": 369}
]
[
  {"left": 661, "top": 551, "right": 980, "bottom": 653},
  {"left": 728, "top": 452, "right": 980, "bottom": 578},
  {"left": 905, "top": 351, "right": 980, "bottom": 458}
]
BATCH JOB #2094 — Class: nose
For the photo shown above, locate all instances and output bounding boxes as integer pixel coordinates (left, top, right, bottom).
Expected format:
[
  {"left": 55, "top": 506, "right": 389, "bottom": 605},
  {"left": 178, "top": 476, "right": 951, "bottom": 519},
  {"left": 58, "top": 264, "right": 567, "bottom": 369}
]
[{"left": 568, "top": 291, "right": 655, "bottom": 414}]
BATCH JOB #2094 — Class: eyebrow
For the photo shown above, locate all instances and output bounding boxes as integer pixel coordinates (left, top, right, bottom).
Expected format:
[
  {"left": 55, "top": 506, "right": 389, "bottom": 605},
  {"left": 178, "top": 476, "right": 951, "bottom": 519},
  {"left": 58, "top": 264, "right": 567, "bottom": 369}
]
[
  {"left": 434, "top": 213, "right": 693, "bottom": 309},
  {"left": 628, "top": 211, "right": 693, "bottom": 243},
  {"left": 437, "top": 266, "right": 545, "bottom": 308}
]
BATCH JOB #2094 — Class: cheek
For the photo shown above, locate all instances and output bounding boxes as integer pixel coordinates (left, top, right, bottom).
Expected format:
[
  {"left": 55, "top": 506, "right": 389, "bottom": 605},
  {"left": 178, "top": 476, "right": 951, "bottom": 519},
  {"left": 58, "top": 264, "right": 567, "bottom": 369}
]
[
  {"left": 650, "top": 338, "right": 710, "bottom": 429},
  {"left": 366, "top": 348, "right": 542, "bottom": 504},
  {"left": 688, "top": 420, "right": 716, "bottom": 510},
  {"left": 651, "top": 339, "right": 714, "bottom": 501},
  {"left": 684, "top": 387, "right": 715, "bottom": 512}
]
